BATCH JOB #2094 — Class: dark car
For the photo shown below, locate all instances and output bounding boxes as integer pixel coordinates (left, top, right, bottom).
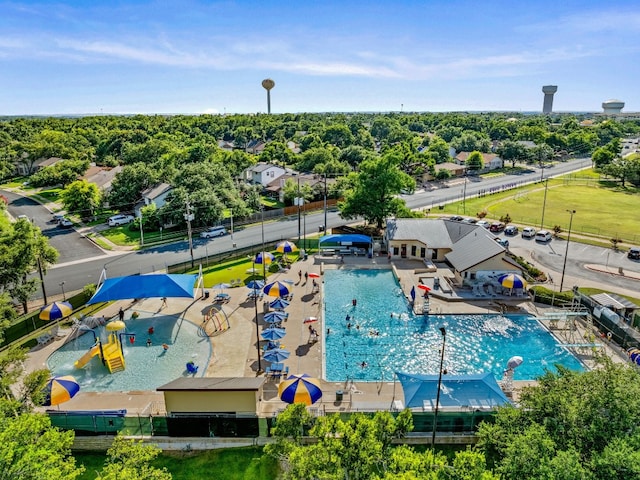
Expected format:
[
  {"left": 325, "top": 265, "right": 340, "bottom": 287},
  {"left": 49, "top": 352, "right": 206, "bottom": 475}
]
[
  {"left": 58, "top": 218, "right": 73, "bottom": 228},
  {"left": 629, "top": 247, "right": 640, "bottom": 260},
  {"left": 489, "top": 222, "right": 505, "bottom": 232},
  {"left": 449, "top": 216, "right": 463, "bottom": 221},
  {"left": 504, "top": 225, "right": 519, "bottom": 236}
]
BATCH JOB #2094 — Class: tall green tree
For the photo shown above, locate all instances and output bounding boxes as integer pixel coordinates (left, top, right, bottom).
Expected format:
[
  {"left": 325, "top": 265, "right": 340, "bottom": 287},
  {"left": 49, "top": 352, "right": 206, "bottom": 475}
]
[
  {"left": 60, "top": 179, "right": 102, "bottom": 219},
  {"left": 97, "top": 436, "right": 171, "bottom": 480},
  {"left": 466, "top": 151, "right": 484, "bottom": 171},
  {"left": 339, "top": 153, "right": 414, "bottom": 228}
]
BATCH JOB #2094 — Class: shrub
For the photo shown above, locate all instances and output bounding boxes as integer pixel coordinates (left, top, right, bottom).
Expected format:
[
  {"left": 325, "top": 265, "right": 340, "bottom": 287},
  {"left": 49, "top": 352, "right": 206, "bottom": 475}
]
[
  {"left": 499, "top": 213, "right": 512, "bottom": 224},
  {"left": 477, "top": 210, "right": 487, "bottom": 218},
  {"left": 82, "top": 283, "right": 97, "bottom": 301}
]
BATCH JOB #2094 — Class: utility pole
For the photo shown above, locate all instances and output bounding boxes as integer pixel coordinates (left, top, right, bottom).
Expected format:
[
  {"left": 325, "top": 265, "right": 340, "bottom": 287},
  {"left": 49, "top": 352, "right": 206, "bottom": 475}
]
[
  {"left": 540, "top": 179, "right": 549, "bottom": 230},
  {"left": 184, "top": 199, "right": 195, "bottom": 268},
  {"left": 559, "top": 210, "right": 576, "bottom": 292},
  {"left": 296, "top": 175, "right": 301, "bottom": 244},
  {"left": 323, "top": 172, "right": 328, "bottom": 233}
]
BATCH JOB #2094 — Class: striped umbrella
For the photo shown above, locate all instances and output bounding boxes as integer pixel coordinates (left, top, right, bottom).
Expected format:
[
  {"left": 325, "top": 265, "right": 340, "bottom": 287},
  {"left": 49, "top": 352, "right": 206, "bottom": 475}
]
[
  {"left": 278, "top": 374, "right": 323, "bottom": 406},
  {"left": 43, "top": 375, "right": 80, "bottom": 407},
  {"left": 263, "top": 281, "right": 290, "bottom": 298},
  {"left": 254, "top": 251, "right": 275, "bottom": 265},
  {"left": 39, "top": 301, "right": 73, "bottom": 321},
  {"left": 269, "top": 298, "right": 290, "bottom": 310},
  {"left": 276, "top": 241, "right": 298, "bottom": 254},
  {"left": 499, "top": 273, "right": 527, "bottom": 289},
  {"left": 246, "top": 280, "right": 265, "bottom": 291},
  {"left": 264, "top": 311, "right": 288, "bottom": 324}
]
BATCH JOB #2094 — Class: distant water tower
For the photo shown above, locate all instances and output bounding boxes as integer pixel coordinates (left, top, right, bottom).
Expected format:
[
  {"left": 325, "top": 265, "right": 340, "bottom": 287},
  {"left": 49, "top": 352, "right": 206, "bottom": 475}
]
[
  {"left": 261, "top": 78, "right": 275, "bottom": 114},
  {"left": 542, "top": 85, "right": 558, "bottom": 114},
  {"left": 602, "top": 99, "right": 624, "bottom": 114}
]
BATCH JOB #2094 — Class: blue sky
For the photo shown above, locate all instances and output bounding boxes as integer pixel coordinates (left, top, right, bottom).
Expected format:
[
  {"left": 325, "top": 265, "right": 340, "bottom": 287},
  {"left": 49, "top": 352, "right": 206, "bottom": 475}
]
[{"left": 1, "top": 0, "right": 639, "bottom": 115}]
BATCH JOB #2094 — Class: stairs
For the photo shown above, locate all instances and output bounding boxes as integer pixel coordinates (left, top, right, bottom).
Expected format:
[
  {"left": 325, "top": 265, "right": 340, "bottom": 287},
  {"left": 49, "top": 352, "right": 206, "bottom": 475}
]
[{"left": 103, "top": 335, "right": 126, "bottom": 373}]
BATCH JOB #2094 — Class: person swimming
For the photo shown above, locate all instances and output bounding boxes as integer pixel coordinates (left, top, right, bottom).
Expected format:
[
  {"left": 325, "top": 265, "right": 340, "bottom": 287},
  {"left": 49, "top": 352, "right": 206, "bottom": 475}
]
[{"left": 360, "top": 361, "right": 368, "bottom": 368}]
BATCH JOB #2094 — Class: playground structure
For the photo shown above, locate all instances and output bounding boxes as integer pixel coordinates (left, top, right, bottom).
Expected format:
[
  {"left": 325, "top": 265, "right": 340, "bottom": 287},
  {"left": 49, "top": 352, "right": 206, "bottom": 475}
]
[
  {"left": 74, "top": 332, "right": 127, "bottom": 373},
  {"left": 201, "top": 306, "right": 231, "bottom": 336}
]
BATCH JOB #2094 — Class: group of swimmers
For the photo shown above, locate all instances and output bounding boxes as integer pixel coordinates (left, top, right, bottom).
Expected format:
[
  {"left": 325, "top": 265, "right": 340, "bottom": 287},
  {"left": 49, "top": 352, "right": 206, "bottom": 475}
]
[{"left": 145, "top": 326, "right": 169, "bottom": 350}]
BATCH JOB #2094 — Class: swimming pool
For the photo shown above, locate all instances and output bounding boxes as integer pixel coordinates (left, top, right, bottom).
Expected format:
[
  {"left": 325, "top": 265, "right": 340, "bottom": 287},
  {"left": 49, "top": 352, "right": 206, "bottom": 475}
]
[
  {"left": 47, "top": 310, "right": 211, "bottom": 392},
  {"left": 323, "top": 269, "right": 584, "bottom": 382}
]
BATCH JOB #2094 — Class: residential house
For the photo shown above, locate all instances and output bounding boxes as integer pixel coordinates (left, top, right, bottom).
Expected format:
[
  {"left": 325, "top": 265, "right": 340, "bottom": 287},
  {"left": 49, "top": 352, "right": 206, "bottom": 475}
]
[
  {"left": 14, "top": 156, "right": 62, "bottom": 176},
  {"left": 217, "top": 139, "right": 235, "bottom": 151},
  {"left": 385, "top": 218, "right": 522, "bottom": 284},
  {"left": 134, "top": 182, "right": 173, "bottom": 217},
  {"left": 454, "top": 152, "right": 503, "bottom": 171},
  {"left": 265, "top": 172, "right": 326, "bottom": 203},
  {"left": 244, "top": 163, "right": 287, "bottom": 187},
  {"left": 81, "top": 165, "right": 123, "bottom": 193},
  {"left": 422, "top": 162, "right": 467, "bottom": 182}
]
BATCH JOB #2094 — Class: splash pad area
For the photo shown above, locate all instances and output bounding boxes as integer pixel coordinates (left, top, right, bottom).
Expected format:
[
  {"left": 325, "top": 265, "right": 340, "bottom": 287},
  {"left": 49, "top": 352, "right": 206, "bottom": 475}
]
[{"left": 47, "top": 310, "right": 211, "bottom": 392}]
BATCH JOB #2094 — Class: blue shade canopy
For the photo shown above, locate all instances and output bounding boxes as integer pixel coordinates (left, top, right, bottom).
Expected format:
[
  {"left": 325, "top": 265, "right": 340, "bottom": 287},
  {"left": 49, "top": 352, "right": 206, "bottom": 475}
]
[
  {"left": 264, "top": 311, "right": 288, "bottom": 324},
  {"left": 261, "top": 327, "right": 287, "bottom": 341},
  {"left": 269, "top": 298, "right": 290, "bottom": 310},
  {"left": 318, "top": 234, "right": 372, "bottom": 247},
  {"left": 397, "top": 372, "right": 511, "bottom": 410},
  {"left": 264, "top": 348, "right": 291, "bottom": 362},
  {"left": 40, "top": 301, "right": 73, "bottom": 321},
  {"left": 88, "top": 274, "right": 197, "bottom": 304},
  {"left": 279, "top": 374, "right": 322, "bottom": 405}
]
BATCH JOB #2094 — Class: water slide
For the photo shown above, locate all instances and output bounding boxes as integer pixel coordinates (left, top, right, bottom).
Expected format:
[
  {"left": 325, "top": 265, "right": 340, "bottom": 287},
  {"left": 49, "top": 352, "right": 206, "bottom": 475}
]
[{"left": 74, "top": 344, "right": 100, "bottom": 369}]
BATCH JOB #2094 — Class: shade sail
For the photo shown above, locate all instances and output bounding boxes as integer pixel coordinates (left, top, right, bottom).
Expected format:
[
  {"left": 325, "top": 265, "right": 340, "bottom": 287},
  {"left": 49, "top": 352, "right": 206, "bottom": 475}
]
[
  {"left": 88, "top": 274, "right": 197, "bottom": 304},
  {"left": 318, "top": 234, "right": 372, "bottom": 247},
  {"left": 397, "top": 372, "right": 511, "bottom": 410}
]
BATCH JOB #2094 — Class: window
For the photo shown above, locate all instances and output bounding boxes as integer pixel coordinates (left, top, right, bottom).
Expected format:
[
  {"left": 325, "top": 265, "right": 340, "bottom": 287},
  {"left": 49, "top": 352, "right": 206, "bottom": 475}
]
[
  {"left": 420, "top": 247, "right": 426, "bottom": 258},
  {"left": 411, "top": 245, "right": 417, "bottom": 257},
  {"left": 393, "top": 246, "right": 399, "bottom": 255}
]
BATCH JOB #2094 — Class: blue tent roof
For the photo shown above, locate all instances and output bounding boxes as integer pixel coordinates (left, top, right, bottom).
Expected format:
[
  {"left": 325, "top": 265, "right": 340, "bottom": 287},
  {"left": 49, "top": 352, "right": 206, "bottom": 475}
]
[
  {"left": 318, "top": 234, "right": 372, "bottom": 246},
  {"left": 87, "top": 274, "right": 197, "bottom": 304},
  {"left": 397, "top": 372, "right": 511, "bottom": 410}
]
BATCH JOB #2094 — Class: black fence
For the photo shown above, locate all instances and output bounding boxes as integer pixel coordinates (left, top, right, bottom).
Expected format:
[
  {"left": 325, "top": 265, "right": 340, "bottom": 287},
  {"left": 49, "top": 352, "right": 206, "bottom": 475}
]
[{"left": 166, "top": 413, "right": 260, "bottom": 438}]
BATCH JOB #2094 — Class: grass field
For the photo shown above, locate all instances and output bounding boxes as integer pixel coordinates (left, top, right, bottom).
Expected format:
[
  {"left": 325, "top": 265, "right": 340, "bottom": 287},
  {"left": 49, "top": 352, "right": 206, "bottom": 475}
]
[
  {"left": 441, "top": 175, "right": 640, "bottom": 244},
  {"left": 74, "top": 446, "right": 278, "bottom": 480}
]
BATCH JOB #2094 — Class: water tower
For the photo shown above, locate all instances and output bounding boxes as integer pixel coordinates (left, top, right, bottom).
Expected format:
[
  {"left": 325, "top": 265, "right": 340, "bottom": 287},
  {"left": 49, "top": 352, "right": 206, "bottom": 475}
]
[
  {"left": 261, "top": 78, "right": 275, "bottom": 114},
  {"left": 602, "top": 99, "right": 624, "bottom": 114},
  {"left": 542, "top": 85, "right": 557, "bottom": 114}
]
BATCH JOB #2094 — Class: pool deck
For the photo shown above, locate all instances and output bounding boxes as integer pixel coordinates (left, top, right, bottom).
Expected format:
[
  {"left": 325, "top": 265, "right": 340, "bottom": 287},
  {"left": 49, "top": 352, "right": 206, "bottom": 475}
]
[{"left": 26, "top": 253, "right": 630, "bottom": 417}]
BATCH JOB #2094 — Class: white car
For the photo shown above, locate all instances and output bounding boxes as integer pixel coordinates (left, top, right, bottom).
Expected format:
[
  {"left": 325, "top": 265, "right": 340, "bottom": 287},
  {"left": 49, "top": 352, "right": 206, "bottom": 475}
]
[
  {"left": 108, "top": 214, "right": 134, "bottom": 227},
  {"left": 476, "top": 220, "right": 490, "bottom": 229},
  {"left": 200, "top": 226, "right": 227, "bottom": 239},
  {"left": 522, "top": 227, "right": 537, "bottom": 238}
]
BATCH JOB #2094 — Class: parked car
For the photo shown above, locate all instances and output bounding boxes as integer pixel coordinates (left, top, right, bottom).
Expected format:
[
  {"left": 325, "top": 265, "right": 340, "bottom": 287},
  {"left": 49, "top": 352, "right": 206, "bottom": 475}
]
[
  {"left": 53, "top": 213, "right": 66, "bottom": 224},
  {"left": 58, "top": 218, "right": 73, "bottom": 228},
  {"left": 504, "top": 225, "right": 519, "bottom": 236},
  {"left": 448, "top": 216, "right": 463, "bottom": 221},
  {"left": 535, "top": 230, "right": 552, "bottom": 243},
  {"left": 461, "top": 217, "right": 477, "bottom": 224},
  {"left": 489, "top": 222, "right": 505, "bottom": 232},
  {"left": 476, "top": 220, "right": 490, "bottom": 229},
  {"left": 522, "top": 227, "right": 537, "bottom": 238},
  {"left": 628, "top": 247, "right": 640, "bottom": 260},
  {"left": 200, "top": 226, "right": 227, "bottom": 239},
  {"left": 495, "top": 237, "right": 509, "bottom": 248},
  {"left": 108, "top": 214, "right": 134, "bottom": 227}
]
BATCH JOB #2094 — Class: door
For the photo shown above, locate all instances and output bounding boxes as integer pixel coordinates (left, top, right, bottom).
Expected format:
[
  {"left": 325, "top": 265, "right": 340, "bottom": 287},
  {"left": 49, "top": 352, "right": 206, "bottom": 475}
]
[{"left": 401, "top": 244, "right": 407, "bottom": 258}]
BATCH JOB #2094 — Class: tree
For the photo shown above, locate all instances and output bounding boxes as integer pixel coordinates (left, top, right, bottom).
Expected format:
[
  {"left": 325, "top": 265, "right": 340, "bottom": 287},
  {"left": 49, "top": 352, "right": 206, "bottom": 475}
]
[
  {"left": 0, "top": 413, "right": 84, "bottom": 479},
  {"left": 108, "top": 163, "right": 159, "bottom": 211},
  {"left": 497, "top": 140, "right": 528, "bottom": 168},
  {"left": 476, "top": 361, "right": 640, "bottom": 479},
  {"left": 60, "top": 180, "right": 102, "bottom": 219},
  {"left": 451, "top": 131, "right": 491, "bottom": 153},
  {"left": 339, "top": 153, "right": 414, "bottom": 229},
  {"left": 592, "top": 146, "right": 615, "bottom": 168},
  {"left": 97, "top": 436, "right": 171, "bottom": 480},
  {"left": 601, "top": 156, "right": 640, "bottom": 187},
  {"left": 466, "top": 151, "right": 484, "bottom": 171}
]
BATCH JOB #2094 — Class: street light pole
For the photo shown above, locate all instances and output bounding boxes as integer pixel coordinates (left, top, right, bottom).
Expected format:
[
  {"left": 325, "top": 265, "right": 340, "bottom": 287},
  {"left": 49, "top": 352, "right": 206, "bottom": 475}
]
[
  {"left": 462, "top": 174, "right": 467, "bottom": 214},
  {"left": 323, "top": 172, "right": 328, "bottom": 233},
  {"left": 184, "top": 199, "right": 195, "bottom": 268},
  {"left": 559, "top": 210, "right": 576, "bottom": 292},
  {"left": 432, "top": 326, "right": 446, "bottom": 447},
  {"left": 59, "top": 281, "right": 66, "bottom": 301},
  {"left": 261, "top": 206, "right": 266, "bottom": 280},
  {"left": 540, "top": 179, "right": 549, "bottom": 230},
  {"left": 297, "top": 176, "right": 301, "bottom": 244},
  {"left": 254, "top": 289, "right": 262, "bottom": 374}
]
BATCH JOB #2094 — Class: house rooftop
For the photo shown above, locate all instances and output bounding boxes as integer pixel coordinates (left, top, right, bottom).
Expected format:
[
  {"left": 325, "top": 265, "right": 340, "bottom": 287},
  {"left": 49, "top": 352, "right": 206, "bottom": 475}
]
[{"left": 157, "top": 377, "right": 265, "bottom": 391}]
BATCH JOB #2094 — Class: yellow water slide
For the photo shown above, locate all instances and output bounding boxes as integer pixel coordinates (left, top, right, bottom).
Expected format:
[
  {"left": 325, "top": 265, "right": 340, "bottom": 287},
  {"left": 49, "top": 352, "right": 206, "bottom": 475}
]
[
  {"left": 101, "top": 334, "right": 126, "bottom": 373},
  {"left": 74, "top": 344, "right": 101, "bottom": 369}
]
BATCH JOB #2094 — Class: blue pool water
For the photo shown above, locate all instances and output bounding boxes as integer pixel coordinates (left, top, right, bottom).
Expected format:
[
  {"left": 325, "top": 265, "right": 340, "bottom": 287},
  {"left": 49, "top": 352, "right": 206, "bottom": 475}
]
[
  {"left": 324, "top": 269, "right": 584, "bottom": 382},
  {"left": 47, "top": 311, "right": 211, "bottom": 392}
]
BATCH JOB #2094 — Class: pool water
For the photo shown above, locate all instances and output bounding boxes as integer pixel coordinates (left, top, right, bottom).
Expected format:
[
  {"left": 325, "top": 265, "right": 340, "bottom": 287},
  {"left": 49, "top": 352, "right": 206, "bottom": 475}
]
[
  {"left": 323, "top": 269, "right": 584, "bottom": 382},
  {"left": 47, "top": 311, "right": 211, "bottom": 392}
]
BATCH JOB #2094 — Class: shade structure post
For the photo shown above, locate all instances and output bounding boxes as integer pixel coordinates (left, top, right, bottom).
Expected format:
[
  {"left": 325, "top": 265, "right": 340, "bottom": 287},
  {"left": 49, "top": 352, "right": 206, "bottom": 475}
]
[
  {"left": 432, "top": 327, "right": 446, "bottom": 446},
  {"left": 255, "top": 290, "right": 262, "bottom": 374},
  {"left": 559, "top": 209, "right": 576, "bottom": 292}
]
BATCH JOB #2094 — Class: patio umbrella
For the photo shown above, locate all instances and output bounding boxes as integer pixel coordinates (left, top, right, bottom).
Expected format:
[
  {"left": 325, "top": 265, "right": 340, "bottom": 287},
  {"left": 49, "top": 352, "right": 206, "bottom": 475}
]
[
  {"left": 281, "top": 279, "right": 295, "bottom": 285},
  {"left": 254, "top": 251, "right": 275, "bottom": 265},
  {"left": 39, "top": 301, "right": 73, "bottom": 321},
  {"left": 261, "top": 327, "right": 287, "bottom": 341},
  {"left": 43, "top": 375, "right": 80, "bottom": 407},
  {"left": 417, "top": 284, "right": 431, "bottom": 293},
  {"left": 410, "top": 286, "right": 416, "bottom": 302},
  {"left": 499, "top": 273, "right": 527, "bottom": 290},
  {"left": 269, "top": 298, "right": 290, "bottom": 310},
  {"left": 276, "top": 241, "right": 298, "bottom": 254},
  {"left": 245, "top": 267, "right": 260, "bottom": 274},
  {"left": 308, "top": 272, "right": 320, "bottom": 279},
  {"left": 263, "top": 281, "right": 290, "bottom": 298},
  {"left": 506, "top": 356, "right": 524, "bottom": 370},
  {"left": 212, "top": 282, "right": 231, "bottom": 292},
  {"left": 303, "top": 316, "right": 318, "bottom": 324},
  {"left": 264, "top": 347, "right": 291, "bottom": 362},
  {"left": 105, "top": 320, "right": 126, "bottom": 331},
  {"left": 264, "top": 311, "right": 288, "bottom": 324},
  {"left": 279, "top": 374, "right": 323, "bottom": 406},
  {"left": 246, "top": 280, "right": 265, "bottom": 291}
]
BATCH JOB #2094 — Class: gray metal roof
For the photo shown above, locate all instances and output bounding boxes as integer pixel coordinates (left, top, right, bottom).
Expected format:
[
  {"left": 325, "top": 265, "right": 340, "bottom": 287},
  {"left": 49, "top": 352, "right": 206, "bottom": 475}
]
[
  {"left": 445, "top": 230, "right": 505, "bottom": 271},
  {"left": 157, "top": 377, "right": 265, "bottom": 391},
  {"left": 387, "top": 218, "right": 485, "bottom": 248},
  {"left": 590, "top": 293, "right": 639, "bottom": 311}
]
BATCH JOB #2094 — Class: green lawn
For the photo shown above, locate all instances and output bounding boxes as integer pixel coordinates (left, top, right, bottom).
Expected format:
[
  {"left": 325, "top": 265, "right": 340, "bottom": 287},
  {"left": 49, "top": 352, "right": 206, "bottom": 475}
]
[
  {"left": 74, "top": 446, "right": 278, "bottom": 480},
  {"left": 441, "top": 175, "right": 640, "bottom": 244}
]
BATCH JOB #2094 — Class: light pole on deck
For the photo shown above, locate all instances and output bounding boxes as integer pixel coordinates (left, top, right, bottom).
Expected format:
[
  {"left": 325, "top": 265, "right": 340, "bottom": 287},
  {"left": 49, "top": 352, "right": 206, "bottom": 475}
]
[
  {"left": 431, "top": 327, "right": 446, "bottom": 447},
  {"left": 559, "top": 210, "right": 576, "bottom": 292}
]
